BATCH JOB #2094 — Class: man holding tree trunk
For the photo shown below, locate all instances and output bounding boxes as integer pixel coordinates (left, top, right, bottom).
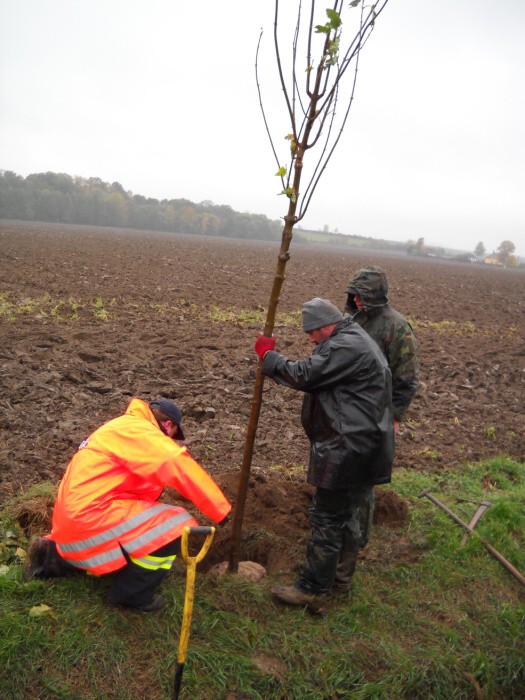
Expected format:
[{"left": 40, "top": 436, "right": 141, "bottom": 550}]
[{"left": 254, "top": 298, "right": 394, "bottom": 606}]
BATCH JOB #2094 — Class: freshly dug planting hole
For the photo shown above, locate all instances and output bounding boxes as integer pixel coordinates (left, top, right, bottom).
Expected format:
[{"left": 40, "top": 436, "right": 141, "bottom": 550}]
[{"left": 202, "top": 473, "right": 409, "bottom": 575}]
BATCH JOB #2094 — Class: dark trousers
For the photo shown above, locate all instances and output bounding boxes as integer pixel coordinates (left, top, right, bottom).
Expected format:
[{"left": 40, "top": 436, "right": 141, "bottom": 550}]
[
  {"left": 297, "top": 484, "right": 373, "bottom": 595},
  {"left": 107, "top": 539, "right": 181, "bottom": 607}
]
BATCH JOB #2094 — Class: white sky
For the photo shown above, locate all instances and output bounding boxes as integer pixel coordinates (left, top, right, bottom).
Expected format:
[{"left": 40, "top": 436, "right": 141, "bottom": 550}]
[{"left": 1, "top": 0, "right": 524, "bottom": 256}]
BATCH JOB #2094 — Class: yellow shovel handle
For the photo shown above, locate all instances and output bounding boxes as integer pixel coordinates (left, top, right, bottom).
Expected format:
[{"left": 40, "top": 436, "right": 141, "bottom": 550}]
[
  {"left": 180, "top": 526, "right": 215, "bottom": 565},
  {"left": 177, "top": 526, "right": 215, "bottom": 666}
]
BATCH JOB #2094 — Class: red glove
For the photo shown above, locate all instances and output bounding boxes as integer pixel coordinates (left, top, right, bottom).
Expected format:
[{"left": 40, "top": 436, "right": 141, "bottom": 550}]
[{"left": 254, "top": 333, "right": 276, "bottom": 359}]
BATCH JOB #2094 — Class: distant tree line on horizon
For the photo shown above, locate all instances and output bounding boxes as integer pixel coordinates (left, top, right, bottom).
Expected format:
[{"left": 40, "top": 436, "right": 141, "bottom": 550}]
[
  {"left": 0, "top": 170, "right": 411, "bottom": 252},
  {"left": 0, "top": 170, "right": 284, "bottom": 242},
  {"left": 5, "top": 171, "right": 515, "bottom": 262}
]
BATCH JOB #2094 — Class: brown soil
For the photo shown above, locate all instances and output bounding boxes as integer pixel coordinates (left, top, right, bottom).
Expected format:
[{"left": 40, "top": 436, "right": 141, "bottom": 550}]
[{"left": 1, "top": 221, "right": 523, "bottom": 570}]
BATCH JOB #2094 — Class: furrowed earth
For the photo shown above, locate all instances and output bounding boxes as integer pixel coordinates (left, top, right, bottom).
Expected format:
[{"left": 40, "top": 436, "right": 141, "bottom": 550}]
[{"left": 1, "top": 221, "right": 524, "bottom": 573}]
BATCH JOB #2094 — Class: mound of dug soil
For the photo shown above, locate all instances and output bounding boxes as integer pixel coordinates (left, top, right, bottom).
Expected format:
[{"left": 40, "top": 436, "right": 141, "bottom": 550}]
[{"left": 204, "top": 472, "right": 409, "bottom": 574}]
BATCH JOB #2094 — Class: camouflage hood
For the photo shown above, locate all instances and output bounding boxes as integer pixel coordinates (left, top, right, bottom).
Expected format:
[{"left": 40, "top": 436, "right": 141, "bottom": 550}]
[{"left": 345, "top": 266, "right": 389, "bottom": 313}]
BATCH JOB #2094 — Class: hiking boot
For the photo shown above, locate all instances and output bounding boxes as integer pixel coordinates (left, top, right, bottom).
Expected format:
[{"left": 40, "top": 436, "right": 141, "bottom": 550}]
[
  {"left": 23, "top": 537, "right": 53, "bottom": 580},
  {"left": 107, "top": 593, "right": 166, "bottom": 613},
  {"left": 270, "top": 584, "right": 319, "bottom": 606}
]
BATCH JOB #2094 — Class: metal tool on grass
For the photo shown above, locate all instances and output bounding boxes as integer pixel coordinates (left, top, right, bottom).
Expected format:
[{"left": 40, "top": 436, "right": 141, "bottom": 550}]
[
  {"left": 173, "top": 525, "right": 215, "bottom": 700},
  {"left": 418, "top": 488, "right": 525, "bottom": 587},
  {"left": 460, "top": 500, "right": 492, "bottom": 546}
]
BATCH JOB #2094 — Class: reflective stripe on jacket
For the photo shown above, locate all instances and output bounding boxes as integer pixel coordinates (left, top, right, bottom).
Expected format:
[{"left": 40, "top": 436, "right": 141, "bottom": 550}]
[{"left": 51, "top": 398, "right": 231, "bottom": 575}]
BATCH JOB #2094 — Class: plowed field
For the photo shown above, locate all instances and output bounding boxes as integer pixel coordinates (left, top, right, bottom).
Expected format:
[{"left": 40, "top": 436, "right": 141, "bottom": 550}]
[{"left": 1, "top": 221, "right": 523, "bottom": 567}]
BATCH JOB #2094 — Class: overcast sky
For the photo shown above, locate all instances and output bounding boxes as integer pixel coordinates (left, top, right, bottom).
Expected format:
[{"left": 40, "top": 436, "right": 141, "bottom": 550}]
[{"left": 1, "top": 0, "right": 524, "bottom": 256}]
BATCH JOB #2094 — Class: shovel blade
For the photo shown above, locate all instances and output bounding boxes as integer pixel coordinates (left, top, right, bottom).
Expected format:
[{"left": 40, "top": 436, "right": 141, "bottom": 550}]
[{"left": 172, "top": 662, "right": 185, "bottom": 700}]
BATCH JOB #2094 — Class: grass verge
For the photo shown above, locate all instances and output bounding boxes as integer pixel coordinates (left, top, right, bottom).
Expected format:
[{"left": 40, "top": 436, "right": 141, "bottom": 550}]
[{"left": 1, "top": 457, "right": 524, "bottom": 699}]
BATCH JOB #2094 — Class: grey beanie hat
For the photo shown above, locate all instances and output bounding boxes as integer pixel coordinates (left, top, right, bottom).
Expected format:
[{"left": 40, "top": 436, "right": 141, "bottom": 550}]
[{"left": 301, "top": 297, "right": 343, "bottom": 332}]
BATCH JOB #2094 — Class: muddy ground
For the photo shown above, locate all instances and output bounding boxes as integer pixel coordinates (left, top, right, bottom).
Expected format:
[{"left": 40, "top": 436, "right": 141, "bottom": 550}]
[{"left": 1, "top": 221, "right": 523, "bottom": 570}]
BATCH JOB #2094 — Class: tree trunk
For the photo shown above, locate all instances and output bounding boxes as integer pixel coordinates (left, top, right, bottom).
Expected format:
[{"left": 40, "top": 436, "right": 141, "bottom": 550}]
[{"left": 228, "top": 212, "right": 296, "bottom": 572}]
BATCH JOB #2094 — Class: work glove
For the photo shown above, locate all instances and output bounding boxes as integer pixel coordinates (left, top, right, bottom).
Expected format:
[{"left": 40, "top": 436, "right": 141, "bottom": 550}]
[{"left": 254, "top": 333, "right": 276, "bottom": 359}]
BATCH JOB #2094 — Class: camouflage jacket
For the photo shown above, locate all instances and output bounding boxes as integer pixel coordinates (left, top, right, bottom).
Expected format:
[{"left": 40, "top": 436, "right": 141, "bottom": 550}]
[{"left": 346, "top": 267, "right": 419, "bottom": 420}]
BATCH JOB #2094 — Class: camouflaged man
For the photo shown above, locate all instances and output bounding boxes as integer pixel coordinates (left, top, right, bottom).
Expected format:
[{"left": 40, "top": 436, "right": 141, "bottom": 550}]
[
  {"left": 345, "top": 266, "right": 419, "bottom": 549},
  {"left": 345, "top": 265, "right": 419, "bottom": 430}
]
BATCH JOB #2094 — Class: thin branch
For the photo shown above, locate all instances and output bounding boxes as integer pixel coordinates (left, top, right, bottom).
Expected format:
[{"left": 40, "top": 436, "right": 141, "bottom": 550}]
[
  {"left": 306, "top": 82, "right": 336, "bottom": 151},
  {"left": 305, "top": 0, "right": 315, "bottom": 95},
  {"left": 336, "top": 1, "right": 389, "bottom": 83},
  {"left": 299, "top": 84, "right": 339, "bottom": 213},
  {"left": 291, "top": 1, "right": 300, "bottom": 129},
  {"left": 292, "top": 1, "right": 308, "bottom": 122},
  {"left": 301, "top": 33, "right": 363, "bottom": 217},
  {"left": 274, "top": 0, "right": 298, "bottom": 143},
  {"left": 315, "top": 2, "right": 379, "bottom": 119},
  {"left": 255, "top": 29, "right": 284, "bottom": 188},
  {"left": 317, "top": 0, "right": 344, "bottom": 98}
]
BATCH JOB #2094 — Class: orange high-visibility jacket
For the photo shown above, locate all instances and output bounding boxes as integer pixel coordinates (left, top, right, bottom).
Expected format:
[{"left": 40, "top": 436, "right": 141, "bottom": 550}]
[{"left": 50, "top": 398, "right": 231, "bottom": 575}]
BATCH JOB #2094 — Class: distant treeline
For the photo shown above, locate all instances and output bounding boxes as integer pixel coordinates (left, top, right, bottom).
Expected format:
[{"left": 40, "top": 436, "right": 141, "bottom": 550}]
[
  {"left": 0, "top": 170, "right": 283, "bottom": 241},
  {"left": 0, "top": 169, "right": 408, "bottom": 252}
]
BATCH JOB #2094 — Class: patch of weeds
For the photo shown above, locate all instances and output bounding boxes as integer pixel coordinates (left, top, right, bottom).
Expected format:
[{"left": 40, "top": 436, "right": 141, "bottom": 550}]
[
  {"left": 68, "top": 298, "right": 81, "bottom": 320},
  {"left": 484, "top": 426, "right": 496, "bottom": 439},
  {"left": 17, "top": 297, "right": 36, "bottom": 315},
  {"left": 419, "top": 446, "right": 440, "bottom": 461},
  {"left": 412, "top": 318, "right": 518, "bottom": 339},
  {"left": 411, "top": 318, "right": 477, "bottom": 334},
  {"left": 266, "top": 463, "right": 306, "bottom": 481},
  {"left": 0, "top": 292, "right": 16, "bottom": 320},
  {"left": 0, "top": 292, "right": 85, "bottom": 322},
  {"left": 209, "top": 305, "right": 264, "bottom": 325},
  {"left": 202, "top": 443, "right": 216, "bottom": 459},
  {"left": 148, "top": 302, "right": 170, "bottom": 316},
  {"left": 276, "top": 310, "right": 301, "bottom": 327},
  {"left": 92, "top": 297, "right": 109, "bottom": 320},
  {"left": 50, "top": 301, "right": 65, "bottom": 320}
]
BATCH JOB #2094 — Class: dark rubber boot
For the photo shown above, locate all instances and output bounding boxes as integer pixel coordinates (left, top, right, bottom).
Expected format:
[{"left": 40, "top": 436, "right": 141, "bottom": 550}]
[
  {"left": 107, "top": 593, "right": 166, "bottom": 613},
  {"left": 335, "top": 521, "right": 360, "bottom": 590},
  {"left": 24, "top": 537, "right": 79, "bottom": 580},
  {"left": 24, "top": 537, "right": 51, "bottom": 580},
  {"left": 358, "top": 489, "right": 375, "bottom": 549}
]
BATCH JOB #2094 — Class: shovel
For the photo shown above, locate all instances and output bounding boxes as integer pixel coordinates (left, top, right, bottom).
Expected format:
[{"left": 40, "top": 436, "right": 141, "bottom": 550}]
[{"left": 173, "top": 525, "right": 215, "bottom": 700}]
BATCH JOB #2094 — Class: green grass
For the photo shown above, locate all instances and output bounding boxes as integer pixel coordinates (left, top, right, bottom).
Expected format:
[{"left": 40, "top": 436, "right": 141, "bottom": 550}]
[
  {"left": 293, "top": 229, "right": 371, "bottom": 248},
  {"left": 1, "top": 457, "right": 524, "bottom": 699}
]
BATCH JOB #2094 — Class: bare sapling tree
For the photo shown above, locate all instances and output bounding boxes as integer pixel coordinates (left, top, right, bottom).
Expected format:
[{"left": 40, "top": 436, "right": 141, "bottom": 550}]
[{"left": 229, "top": 0, "right": 391, "bottom": 572}]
